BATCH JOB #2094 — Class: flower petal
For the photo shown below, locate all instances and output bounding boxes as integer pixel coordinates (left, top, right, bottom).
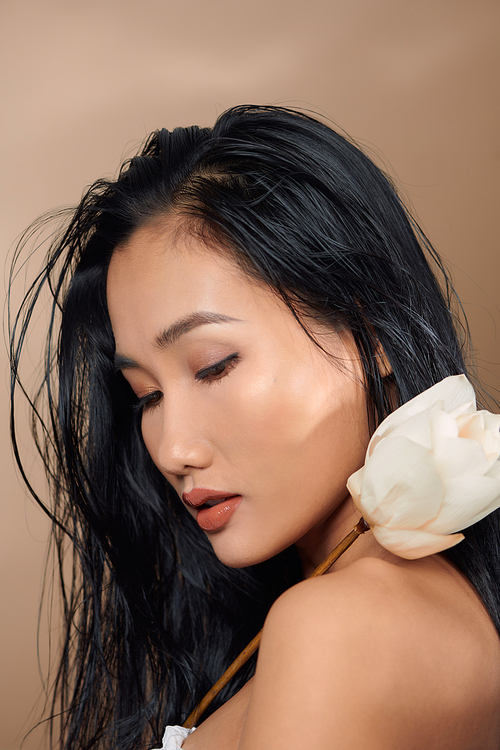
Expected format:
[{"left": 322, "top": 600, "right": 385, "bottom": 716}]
[
  {"left": 346, "top": 466, "right": 363, "bottom": 500},
  {"left": 369, "top": 407, "right": 436, "bottom": 455},
  {"left": 429, "top": 408, "right": 459, "bottom": 447},
  {"left": 372, "top": 525, "right": 464, "bottom": 559},
  {"left": 426, "top": 475, "right": 500, "bottom": 533},
  {"left": 486, "top": 459, "right": 500, "bottom": 480},
  {"left": 480, "top": 412, "right": 500, "bottom": 458},
  {"left": 369, "top": 375, "right": 474, "bottom": 444},
  {"left": 353, "top": 437, "right": 443, "bottom": 528},
  {"left": 434, "top": 436, "right": 491, "bottom": 479},
  {"left": 457, "top": 412, "right": 488, "bottom": 442},
  {"left": 456, "top": 411, "right": 500, "bottom": 461},
  {"left": 350, "top": 375, "right": 500, "bottom": 560}
]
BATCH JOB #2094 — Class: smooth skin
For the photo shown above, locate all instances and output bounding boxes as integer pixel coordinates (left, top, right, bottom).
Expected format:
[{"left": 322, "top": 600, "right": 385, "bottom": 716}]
[
  {"left": 108, "top": 218, "right": 371, "bottom": 572},
  {"left": 185, "top": 556, "right": 500, "bottom": 750},
  {"left": 107, "top": 218, "right": 500, "bottom": 750}
]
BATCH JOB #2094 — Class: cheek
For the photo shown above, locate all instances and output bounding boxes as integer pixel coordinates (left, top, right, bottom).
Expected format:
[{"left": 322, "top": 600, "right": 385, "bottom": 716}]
[{"left": 222, "top": 361, "right": 368, "bottom": 479}]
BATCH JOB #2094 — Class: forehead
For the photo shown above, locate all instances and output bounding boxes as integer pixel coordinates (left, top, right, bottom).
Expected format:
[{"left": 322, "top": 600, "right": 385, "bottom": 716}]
[
  {"left": 107, "top": 220, "right": 263, "bottom": 311},
  {"left": 108, "top": 220, "right": 238, "bottom": 298},
  {"left": 106, "top": 220, "right": 294, "bottom": 351}
]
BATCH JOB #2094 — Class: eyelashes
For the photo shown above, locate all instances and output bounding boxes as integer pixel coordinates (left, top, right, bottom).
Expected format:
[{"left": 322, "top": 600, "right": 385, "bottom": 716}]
[
  {"left": 132, "top": 390, "right": 161, "bottom": 413},
  {"left": 195, "top": 352, "right": 240, "bottom": 383},
  {"left": 132, "top": 352, "right": 240, "bottom": 413}
]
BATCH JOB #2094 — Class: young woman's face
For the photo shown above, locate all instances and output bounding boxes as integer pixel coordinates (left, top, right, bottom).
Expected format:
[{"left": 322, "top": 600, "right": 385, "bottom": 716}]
[{"left": 107, "top": 220, "right": 370, "bottom": 568}]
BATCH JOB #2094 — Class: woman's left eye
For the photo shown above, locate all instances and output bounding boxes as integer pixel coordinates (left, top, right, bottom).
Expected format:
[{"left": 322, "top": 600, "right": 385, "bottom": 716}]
[{"left": 195, "top": 352, "right": 240, "bottom": 383}]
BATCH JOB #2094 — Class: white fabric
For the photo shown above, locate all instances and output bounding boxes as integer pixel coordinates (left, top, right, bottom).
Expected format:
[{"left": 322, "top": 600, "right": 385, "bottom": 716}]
[{"left": 159, "top": 725, "right": 196, "bottom": 749}]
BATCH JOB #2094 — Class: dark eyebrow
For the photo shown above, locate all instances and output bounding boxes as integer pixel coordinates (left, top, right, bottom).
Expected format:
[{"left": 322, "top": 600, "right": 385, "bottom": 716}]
[
  {"left": 114, "top": 354, "right": 138, "bottom": 372},
  {"left": 154, "top": 311, "right": 242, "bottom": 349},
  {"left": 113, "top": 311, "right": 242, "bottom": 371}
]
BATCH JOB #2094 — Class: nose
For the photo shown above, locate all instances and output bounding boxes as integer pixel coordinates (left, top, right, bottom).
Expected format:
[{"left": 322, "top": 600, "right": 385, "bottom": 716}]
[
  {"left": 159, "top": 433, "right": 213, "bottom": 477},
  {"left": 148, "top": 401, "right": 214, "bottom": 479}
]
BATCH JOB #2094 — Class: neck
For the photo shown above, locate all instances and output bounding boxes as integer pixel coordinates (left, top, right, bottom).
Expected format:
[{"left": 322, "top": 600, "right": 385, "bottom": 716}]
[{"left": 295, "top": 494, "right": 388, "bottom": 577}]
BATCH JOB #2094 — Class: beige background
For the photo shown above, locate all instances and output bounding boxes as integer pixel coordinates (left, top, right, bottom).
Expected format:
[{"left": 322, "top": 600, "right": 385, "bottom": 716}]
[{"left": 1, "top": 1, "right": 499, "bottom": 748}]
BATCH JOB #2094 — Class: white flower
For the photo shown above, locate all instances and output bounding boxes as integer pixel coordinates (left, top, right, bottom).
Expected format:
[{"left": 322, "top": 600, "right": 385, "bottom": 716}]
[
  {"left": 158, "top": 726, "right": 195, "bottom": 749},
  {"left": 347, "top": 375, "right": 500, "bottom": 559}
]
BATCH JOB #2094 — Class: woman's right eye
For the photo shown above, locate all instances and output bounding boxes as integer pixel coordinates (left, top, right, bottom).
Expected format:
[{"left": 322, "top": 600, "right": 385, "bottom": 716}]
[{"left": 133, "top": 390, "right": 162, "bottom": 413}]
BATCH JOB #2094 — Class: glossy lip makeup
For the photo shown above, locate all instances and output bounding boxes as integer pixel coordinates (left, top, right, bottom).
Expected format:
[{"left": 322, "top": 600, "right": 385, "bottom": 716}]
[{"left": 182, "top": 488, "right": 243, "bottom": 532}]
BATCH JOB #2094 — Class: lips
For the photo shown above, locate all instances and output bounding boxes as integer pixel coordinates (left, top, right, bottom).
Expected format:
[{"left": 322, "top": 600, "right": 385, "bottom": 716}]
[
  {"left": 182, "top": 488, "right": 242, "bottom": 532},
  {"left": 182, "top": 488, "right": 239, "bottom": 508}
]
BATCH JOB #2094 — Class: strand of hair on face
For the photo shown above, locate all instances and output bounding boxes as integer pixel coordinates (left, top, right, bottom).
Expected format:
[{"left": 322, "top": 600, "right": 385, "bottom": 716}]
[{"left": 183, "top": 517, "right": 370, "bottom": 728}]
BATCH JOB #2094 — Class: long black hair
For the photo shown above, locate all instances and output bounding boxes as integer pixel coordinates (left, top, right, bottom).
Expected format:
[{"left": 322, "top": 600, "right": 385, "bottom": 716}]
[{"left": 9, "top": 104, "right": 500, "bottom": 750}]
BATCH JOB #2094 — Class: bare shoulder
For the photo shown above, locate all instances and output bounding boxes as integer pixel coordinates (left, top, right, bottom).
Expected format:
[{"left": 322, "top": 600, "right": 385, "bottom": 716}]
[
  {"left": 238, "top": 557, "right": 500, "bottom": 750},
  {"left": 261, "top": 556, "right": 497, "bottom": 648}
]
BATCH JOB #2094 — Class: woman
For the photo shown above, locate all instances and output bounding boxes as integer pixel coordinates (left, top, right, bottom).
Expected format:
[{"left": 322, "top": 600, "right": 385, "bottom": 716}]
[{"left": 10, "top": 104, "right": 500, "bottom": 749}]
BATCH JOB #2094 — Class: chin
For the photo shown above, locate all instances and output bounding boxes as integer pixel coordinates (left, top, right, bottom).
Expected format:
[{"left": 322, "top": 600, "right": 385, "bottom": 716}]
[
  {"left": 208, "top": 534, "right": 288, "bottom": 569},
  {"left": 213, "top": 546, "right": 266, "bottom": 569}
]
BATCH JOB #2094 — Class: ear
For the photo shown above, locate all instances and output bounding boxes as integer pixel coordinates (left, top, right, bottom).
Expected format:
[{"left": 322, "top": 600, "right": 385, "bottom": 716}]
[
  {"left": 359, "top": 316, "right": 392, "bottom": 378},
  {"left": 375, "top": 343, "right": 392, "bottom": 378}
]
